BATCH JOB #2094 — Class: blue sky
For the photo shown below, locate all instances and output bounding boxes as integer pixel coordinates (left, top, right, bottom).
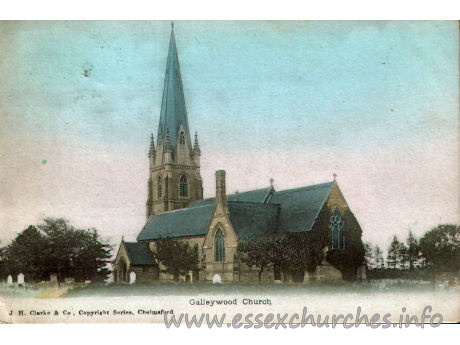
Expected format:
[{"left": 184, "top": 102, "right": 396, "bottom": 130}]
[{"left": 0, "top": 21, "right": 458, "bottom": 249}]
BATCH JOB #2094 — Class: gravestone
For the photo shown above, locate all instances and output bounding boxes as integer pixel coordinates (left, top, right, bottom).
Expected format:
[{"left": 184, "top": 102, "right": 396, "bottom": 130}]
[
  {"left": 64, "top": 277, "right": 75, "bottom": 285},
  {"left": 50, "top": 273, "right": 58, "bottom": 283},
  {"left": 17, "top": 273, "right": 25, "bottom": 287},
  {"left": 129, "top": 271, "right": 136, "bottom": 285},
  {"left": 212, "top": 274, "right": 222, "bottom": 284},
  {"left": 7, "top": 275, "right": 13, "bottom": 285},
  {"left": 357, "top": 264, "right": 367, "bottom": 282},
  {"left": 322, "top": 247, "right": 329, "bottom": 264}
]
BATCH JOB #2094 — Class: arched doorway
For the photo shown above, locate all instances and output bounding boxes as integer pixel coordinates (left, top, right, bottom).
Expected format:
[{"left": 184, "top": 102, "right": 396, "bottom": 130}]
[{"left": 118, "top": 257, "right": 128, "bottom": 282}]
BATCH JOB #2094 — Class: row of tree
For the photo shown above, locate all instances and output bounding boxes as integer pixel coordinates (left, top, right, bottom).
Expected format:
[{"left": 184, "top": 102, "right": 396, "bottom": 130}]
[
  {"left": 0, "top": 218, "right": 112, "bottom": 283},
  {"left": 152, "top": 231, "right": 362, "bottom": 283},
  {"left": 2, "top": 217, "right": 457, "bottom": 284},
  {"left": 153, "top": 223, "right": 459, "bottom": 283},
  {"left": 364, "top": 224, "right": 459, "bottom": 272},
  {"left": 237, "top": 234, "right": 324, "bottom": 282},
  {"left": 235, "top": 208, "right": 365, "bottom": 281},
  {"left": 147, "top": 207, "right": 365, "bottom": 282}
]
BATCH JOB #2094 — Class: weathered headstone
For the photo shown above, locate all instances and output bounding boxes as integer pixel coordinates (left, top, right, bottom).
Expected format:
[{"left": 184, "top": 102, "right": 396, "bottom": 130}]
[
  {"left": 64, "top": 277, "right": 75, "bottom": 285},
  {"left": 357, "top": 264, "right": 367, "bottom": 281},
  {"left": 212, "top": 274, "right": 222, "bottom": 284},
  {"left": 129, "top": 271, "right": 136, "bottom": 285},
  {"left": 48, "top": 273, "right": 58, "bottom": 286},
  {"left": 322, "top": 247, "right": 329, "bottom": 264},
  {"left": 7, "top": 275, "right": 13, "bottom": 285},
  {"left": 17, "top": 273, "right": 25, "bottom": 287}
]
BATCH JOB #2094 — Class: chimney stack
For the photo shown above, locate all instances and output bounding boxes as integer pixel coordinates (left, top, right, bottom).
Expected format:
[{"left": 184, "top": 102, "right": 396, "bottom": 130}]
[{"left": 215, "top": 170, "right": 228, "bottom": 213}]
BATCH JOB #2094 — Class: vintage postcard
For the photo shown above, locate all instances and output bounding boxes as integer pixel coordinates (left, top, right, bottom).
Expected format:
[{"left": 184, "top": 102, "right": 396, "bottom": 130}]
[{"left": 0, "top": 21, "right": 458, "bottom": 326}]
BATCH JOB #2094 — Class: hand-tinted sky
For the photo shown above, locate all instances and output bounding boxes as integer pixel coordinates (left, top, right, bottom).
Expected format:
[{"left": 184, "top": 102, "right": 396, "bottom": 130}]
[{"left": 0, "top": 21, "right": 458, "bottom": 250}]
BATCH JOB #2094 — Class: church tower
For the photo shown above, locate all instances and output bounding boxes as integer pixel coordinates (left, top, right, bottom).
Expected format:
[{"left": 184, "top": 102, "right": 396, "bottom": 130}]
[{"left": 146, "top": 24, "right": 203, "bottom": 219}]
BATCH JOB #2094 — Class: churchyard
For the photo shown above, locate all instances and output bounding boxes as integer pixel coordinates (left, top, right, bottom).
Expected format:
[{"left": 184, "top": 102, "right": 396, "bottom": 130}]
[
  {"left": 63, "top": 279, "right": 442, "bottom": 298},
  {"left": 2, "top": 268, "right": 458, "bottom": 299}
]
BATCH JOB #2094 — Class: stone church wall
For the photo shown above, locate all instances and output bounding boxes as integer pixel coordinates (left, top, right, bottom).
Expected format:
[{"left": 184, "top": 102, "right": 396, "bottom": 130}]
[
  {"left": 129, "top": 265, "right": 159, "bottom": 283},
  {"left": 326, "top": 182, "right": 349, "bottom": 213}
]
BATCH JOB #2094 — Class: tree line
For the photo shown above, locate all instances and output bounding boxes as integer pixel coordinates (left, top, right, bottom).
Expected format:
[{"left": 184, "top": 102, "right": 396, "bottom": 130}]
[
  {"left": 149, "top": 206, "right": 365, "bottom": 282},
  {"left": 364, "top": 224, "right": 459, "bottom": 277},
  {"left": 0, "top": 218, "right": 112, "bottom": 283},
  {"left": 1, "top": 217, "right": 456, "bottom": 284}
]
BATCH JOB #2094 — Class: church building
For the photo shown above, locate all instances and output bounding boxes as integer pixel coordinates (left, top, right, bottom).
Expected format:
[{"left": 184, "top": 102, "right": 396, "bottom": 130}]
[{"left": 113, "top": 25, "right": 365, "bottom": 284}]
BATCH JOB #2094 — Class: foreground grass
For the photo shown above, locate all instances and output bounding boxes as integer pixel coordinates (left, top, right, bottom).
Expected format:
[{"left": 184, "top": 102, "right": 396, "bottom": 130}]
[{"left": 64, "top": 279, "right": 436, "bottom": 297}]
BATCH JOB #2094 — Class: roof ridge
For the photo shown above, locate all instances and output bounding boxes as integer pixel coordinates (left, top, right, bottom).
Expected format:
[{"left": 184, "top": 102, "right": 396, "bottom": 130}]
[
  {"left": 274, "top": 181, "right": 334, "bottom": 195},
  {"left": 228, "top": 186, "right": 272, "bottom": 195},
  {"left": 228, "top": 201, "right": 280, "bottom": 207},
  {"left": 197, "top": 187, "right": 272, "bottom": 199},
  {"left": 152, "top": 203, "right": 214, "bottom": 216}
]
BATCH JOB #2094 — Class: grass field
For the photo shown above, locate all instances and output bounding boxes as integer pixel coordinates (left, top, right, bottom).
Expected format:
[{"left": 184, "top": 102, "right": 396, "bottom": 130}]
[{"left": 64, "top": 279, "right": 437, "bottom": 297}]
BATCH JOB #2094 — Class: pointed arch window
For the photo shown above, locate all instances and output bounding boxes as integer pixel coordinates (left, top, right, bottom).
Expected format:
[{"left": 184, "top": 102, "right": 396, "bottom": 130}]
[
  {"left": 215, "top": 229, "right": 225, "bottom": 262},
  {"left": 157, "top": 175, "right": 163, "bottom": 199},
  {"left": 179, "top": 175, "right": 188, "bottom": 197},
  {"left": 331, "top": 209, "right": 345, "bottom": 250},
  {"left": 179, "top": 131, "right": 185, "bottom": 145}
]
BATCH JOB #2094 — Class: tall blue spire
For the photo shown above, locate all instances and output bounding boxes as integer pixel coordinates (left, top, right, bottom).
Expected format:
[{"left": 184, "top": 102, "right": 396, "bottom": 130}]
[{"left": 157, "top": 23, "right": 192, "bottom": 153}]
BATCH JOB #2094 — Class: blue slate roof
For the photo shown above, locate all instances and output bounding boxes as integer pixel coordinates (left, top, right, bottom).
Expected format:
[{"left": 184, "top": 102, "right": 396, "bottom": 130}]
[
  {"left": 228, "top": 203, "right": 280, "bottom": 239},
  {"left": 137, "top": 204, "right": 215, "bottom": 241},
  {"left": 137, "top": 181, "right": 334, "bottom": 241},
  {"left": 270, "top": 181, "right": 334, "bottom": 233},
  {"left": 123, "top": 242, "right": 156, "bottom": 265},
  {"left": 157, "top": 26, "right": 192, "bottom": 152}
]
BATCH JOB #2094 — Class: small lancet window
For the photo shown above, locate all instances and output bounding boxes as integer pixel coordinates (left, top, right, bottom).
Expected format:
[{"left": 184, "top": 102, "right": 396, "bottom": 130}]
[
  {"left": 331, "top": 209, "right": 345, "bottom": 250},
  {"left": 157, "top": 175, "right": 163, "bottom": 199},
  {"left": 215, "top": 229, "right": 225, "bottom": 262},
  {"left": 179, "top": 131, "right": 185, "bottom": 145},
  {"left": 179, "top": 175, "right": 188, "bottom": 197}
]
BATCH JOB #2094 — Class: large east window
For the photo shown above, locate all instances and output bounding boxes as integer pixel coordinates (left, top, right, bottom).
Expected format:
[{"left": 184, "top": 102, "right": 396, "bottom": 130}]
[{"left": 331, "top": 209, "right": 345, "bottom": 250}]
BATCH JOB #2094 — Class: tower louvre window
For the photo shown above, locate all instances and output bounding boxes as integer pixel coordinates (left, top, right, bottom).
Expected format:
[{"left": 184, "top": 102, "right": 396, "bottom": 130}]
[
  {"left": 331, "top": 209, "right": 345, "bottom": 250},
  {"left": 157, "top": 176, "right": 163, "bottom": 199},
  {"left": 179, "top": 131, "right": 185, "bottom": 145},
  {"left": 179, "top": 175, "right": 188, "bottom": 197},
  {"left": 215, "top": 229, "right": 225, "bottom": 262},
  {"left": 164, "top": 177, "right": 169, "bottom": 204}
]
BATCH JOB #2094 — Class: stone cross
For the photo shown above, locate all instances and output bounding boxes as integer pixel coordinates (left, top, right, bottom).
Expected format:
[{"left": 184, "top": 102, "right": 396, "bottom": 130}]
[
  {"left": 17, "top": 273, "right": 25, "bottom": 287},
  {"left": 7, "top": 275, "right": 13, "bottom": 285},
  {"left": 129, "top": 271, "right": 136, "bottom": 285},
  {"left": 212, "top": 274, "right": 222, "bottom": 284}
]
